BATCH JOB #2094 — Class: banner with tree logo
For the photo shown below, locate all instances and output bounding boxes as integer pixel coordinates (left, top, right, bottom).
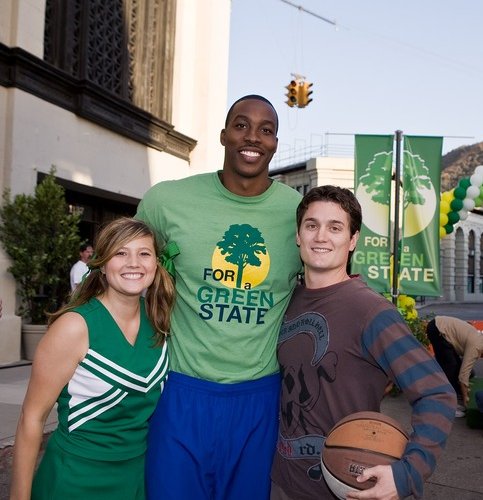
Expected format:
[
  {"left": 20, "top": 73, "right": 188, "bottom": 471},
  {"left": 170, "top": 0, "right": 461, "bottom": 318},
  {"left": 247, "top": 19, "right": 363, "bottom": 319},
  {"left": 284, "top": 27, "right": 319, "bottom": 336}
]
[
  {"left": 352, "top": 135, "right": 393, "bottom": 292},
  {"left": 399, "top": 136, "right": 442, "bottom": 296}
]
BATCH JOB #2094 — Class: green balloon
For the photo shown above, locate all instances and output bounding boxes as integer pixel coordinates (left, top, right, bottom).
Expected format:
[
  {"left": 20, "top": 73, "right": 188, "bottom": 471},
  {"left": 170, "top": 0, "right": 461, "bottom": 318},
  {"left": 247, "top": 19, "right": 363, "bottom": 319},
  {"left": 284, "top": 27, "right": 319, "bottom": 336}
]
[
  {"left": 444, "top": 224, "right": 454, "bottom": 234},
  {"left": 450, "top": 198, "right": 464, "bottom": 211},
  {"left": 447, "top": 211, "right": 460, "bottom": 224},
  {"left": 454, "top": 186, "right": 467, "bottom": 199},
  {"left": 459, "top": 178, "right": 471, "bottom": 189}
]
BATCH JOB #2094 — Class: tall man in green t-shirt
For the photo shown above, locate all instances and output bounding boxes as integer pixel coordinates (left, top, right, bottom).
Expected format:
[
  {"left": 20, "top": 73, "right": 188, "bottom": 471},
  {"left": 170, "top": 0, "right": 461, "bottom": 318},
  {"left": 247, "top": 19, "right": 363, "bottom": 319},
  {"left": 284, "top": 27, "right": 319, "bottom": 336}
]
[{"left": 137, "top": 95, "right": 302, "bottom": 500}]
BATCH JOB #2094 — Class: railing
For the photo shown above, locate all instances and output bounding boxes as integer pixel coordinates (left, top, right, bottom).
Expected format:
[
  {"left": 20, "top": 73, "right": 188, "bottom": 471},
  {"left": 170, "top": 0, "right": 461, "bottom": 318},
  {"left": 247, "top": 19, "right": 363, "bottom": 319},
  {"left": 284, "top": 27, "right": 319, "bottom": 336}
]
[{"left": 271, "top": 141, "right": 354, "bottom": 168}]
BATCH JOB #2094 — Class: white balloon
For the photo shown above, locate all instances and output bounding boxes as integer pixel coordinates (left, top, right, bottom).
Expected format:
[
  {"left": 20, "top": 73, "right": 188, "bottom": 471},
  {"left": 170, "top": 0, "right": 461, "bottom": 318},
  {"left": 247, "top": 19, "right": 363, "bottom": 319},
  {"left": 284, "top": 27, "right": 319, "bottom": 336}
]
[
  {"left": 475, "top": 165, "right": 483, "bottom": 177},
  {"left": 470, "top": 173, "right": 483, "bottom": 187},
  {"left": 463, "top": 198, "right": 475, "bottom": 211},
  {"left": 458, "top": 209, "right": 469, "bottom": 220},
  {"left": 466, "top": 185, "right": 480, "bottom": 199}
]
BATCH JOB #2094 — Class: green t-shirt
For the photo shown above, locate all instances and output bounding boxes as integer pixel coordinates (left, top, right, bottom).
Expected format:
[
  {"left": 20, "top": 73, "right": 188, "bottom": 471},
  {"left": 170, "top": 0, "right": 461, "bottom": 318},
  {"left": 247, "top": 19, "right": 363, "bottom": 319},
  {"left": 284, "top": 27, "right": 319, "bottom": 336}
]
[{"left": 137, "top": 172, "right": 301, "bottom": 383}]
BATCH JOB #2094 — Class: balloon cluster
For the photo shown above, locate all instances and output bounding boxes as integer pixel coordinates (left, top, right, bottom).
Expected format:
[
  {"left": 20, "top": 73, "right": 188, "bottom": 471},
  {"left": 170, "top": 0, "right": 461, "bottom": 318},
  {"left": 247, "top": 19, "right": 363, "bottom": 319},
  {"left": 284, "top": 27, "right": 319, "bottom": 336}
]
[{"left": 440, "top": 165, "right": 483, "bottom": 238}]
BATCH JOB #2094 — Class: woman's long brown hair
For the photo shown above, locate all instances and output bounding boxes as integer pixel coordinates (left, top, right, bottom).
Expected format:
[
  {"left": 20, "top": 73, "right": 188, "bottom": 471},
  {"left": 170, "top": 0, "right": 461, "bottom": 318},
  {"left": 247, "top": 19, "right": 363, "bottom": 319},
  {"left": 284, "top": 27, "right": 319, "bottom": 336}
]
[{"left": 49, "top": 217, "right": 175, "bottom": 345}]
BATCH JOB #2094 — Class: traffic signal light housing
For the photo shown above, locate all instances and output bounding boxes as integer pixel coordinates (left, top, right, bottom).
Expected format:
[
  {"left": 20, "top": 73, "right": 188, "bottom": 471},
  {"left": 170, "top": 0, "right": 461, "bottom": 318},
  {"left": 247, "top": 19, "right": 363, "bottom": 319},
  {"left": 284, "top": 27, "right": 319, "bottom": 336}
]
[
  {"left": 298, "top": 81, "right": 313, "bottom": 108},
  {"left": 285, "top": 78, "right": 313, "bottom": 108},
  {"left": 285, "top": 80, "right": 298, "bottom": 107}
]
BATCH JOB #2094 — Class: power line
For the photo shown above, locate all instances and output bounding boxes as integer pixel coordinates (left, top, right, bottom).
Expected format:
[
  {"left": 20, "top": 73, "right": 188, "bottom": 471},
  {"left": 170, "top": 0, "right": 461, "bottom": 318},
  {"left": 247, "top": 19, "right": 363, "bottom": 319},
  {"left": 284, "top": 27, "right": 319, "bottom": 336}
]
[
  {"left": 278, "top": 0, "right": 483, "bottom": 77},
  {"left": 279, "top": 0, "right": 336, "bottom": 26}
]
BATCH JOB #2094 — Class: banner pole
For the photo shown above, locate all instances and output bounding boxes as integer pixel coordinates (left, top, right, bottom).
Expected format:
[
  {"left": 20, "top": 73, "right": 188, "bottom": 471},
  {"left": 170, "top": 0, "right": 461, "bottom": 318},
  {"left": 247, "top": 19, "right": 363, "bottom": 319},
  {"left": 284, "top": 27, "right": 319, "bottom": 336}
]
[{"left": 392, "top": 130, "right": 403, "bottom": 305}]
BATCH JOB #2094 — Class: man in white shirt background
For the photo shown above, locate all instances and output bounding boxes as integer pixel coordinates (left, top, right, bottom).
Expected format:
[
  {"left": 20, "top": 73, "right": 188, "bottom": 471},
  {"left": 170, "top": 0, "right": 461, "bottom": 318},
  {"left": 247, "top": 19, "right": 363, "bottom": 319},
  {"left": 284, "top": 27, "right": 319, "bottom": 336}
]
[{"left": 69, "top": 243, "right": 93, "bottom": 291}]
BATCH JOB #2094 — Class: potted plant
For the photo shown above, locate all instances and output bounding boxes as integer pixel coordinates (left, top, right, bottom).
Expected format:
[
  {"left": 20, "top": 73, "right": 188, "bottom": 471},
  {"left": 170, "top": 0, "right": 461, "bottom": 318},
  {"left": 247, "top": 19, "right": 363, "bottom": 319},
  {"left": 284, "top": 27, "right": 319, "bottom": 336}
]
[{"left": 0, "top": 167, "right": 82, "bottom": 359}]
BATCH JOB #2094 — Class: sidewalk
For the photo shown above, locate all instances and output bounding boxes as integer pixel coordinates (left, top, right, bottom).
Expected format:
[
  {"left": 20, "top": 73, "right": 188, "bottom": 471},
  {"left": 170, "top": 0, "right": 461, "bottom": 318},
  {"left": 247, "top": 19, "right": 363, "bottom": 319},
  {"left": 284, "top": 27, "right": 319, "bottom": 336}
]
[
  {"left": 0, "top": 362, "right": 57, "bottom": 499},
  {"left": 0, "top": 362, "right": 58, "bottom": 445},
  {"left": 381, "top": 372, "right": 483, "bottom": 500},
  {"left": 416, "top": 301, "right": 483, "bottom": 321}
]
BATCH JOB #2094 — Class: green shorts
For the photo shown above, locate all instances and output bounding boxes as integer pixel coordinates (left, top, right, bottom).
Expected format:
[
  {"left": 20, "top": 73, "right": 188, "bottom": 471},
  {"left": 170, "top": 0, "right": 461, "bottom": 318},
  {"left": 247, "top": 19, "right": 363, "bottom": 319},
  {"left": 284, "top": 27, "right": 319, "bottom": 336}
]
[{"left": 32, "top": 436, "right": 145, "bottom": 499}]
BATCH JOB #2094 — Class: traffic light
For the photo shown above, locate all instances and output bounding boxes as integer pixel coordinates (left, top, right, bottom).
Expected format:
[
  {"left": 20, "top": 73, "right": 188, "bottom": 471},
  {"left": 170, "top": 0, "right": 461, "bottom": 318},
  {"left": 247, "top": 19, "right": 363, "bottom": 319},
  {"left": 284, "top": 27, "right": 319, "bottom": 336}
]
[
  {"left": 298, "top": 81, "right": 313, "bottom": 108},
  {"left": 285, "top": 80, "right": 298, "bottom": 107}
]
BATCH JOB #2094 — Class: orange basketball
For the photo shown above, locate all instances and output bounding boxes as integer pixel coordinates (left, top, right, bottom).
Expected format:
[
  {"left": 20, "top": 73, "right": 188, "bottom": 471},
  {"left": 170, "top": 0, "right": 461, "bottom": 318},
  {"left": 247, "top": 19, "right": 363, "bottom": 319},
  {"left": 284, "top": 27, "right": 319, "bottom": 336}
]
[{"left": 321, "top": 411, "right": 409, "bottom": 499}]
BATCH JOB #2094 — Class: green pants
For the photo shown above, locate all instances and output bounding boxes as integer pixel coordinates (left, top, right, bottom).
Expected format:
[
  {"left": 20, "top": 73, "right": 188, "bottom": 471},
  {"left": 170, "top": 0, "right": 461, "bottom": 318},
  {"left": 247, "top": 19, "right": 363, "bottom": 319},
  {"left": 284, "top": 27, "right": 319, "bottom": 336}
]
[{"left": 32, "top": 436, "right": 145, "bottom": 499}]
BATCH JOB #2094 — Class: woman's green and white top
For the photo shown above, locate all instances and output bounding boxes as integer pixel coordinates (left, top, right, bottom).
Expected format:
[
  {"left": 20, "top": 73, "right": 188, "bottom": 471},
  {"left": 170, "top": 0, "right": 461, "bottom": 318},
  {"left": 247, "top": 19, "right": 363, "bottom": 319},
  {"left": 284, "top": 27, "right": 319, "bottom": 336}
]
[{"left": 51, "top": 297, "right": 168, "bottom": 461}]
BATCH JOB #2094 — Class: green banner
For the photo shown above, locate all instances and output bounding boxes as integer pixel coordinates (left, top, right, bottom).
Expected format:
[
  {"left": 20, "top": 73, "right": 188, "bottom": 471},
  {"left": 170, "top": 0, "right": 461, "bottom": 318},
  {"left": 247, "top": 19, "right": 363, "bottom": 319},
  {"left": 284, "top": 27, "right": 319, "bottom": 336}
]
[
  {"left": 352, "top": 135, "right": 393, "bottom": 292},
  {"left": 399, "top": 136, "right": 442, "bottom": 296}
]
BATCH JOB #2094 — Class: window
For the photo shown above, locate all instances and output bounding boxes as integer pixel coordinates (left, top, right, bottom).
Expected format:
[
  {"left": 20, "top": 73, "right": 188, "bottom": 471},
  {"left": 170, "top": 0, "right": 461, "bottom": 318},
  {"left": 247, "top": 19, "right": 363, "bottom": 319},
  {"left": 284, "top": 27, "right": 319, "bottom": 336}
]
[
  {"left": 0, "top": 0, "right": 195, "bottom": 159},
  {"left": 44, "top": 0, "right": 175, "bottom": 121},
  {"left": 467, "top": 230, "right": 475, "bottom": 293},
  {"left": 295, "top": 184, "right": 310, "bottom": 195},
  {"left": 480, "top": 234, "right": 483, "bottom": 293}
]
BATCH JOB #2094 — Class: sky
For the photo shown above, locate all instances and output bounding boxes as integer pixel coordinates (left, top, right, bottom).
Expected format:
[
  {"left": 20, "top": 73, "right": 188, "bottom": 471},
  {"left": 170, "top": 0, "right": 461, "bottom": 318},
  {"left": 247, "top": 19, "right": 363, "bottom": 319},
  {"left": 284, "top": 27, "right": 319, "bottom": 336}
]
[{"left": 227, "top": 0, "right": 483, "bottom": 168}]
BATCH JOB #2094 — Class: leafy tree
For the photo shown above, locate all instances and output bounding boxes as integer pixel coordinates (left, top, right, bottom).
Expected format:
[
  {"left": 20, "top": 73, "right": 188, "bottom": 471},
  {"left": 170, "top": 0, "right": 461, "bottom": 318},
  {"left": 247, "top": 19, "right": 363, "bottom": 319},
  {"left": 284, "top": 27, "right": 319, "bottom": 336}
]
[
  {"left": 402, "top": 152, "right": 432, "bottom": 208},
  {"left": 359, "top": 152, "right": 393, "bottom": 205},
  {"left": 360, "top": 150, "right": 433, "bottom": 210},
  {"left": 0, "top": 168, "right": 81, "bottom": 323},
  {"left": 217, "top": 224, "right": 266, "bottom": 289}
]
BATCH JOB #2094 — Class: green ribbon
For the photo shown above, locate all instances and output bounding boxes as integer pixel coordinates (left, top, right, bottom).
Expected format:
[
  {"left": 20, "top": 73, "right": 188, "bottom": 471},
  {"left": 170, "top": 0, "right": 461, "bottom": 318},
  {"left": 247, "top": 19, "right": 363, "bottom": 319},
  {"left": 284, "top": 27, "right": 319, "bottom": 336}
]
[{"left": 160, "top": 241, "right": 180, "bottom": 279}]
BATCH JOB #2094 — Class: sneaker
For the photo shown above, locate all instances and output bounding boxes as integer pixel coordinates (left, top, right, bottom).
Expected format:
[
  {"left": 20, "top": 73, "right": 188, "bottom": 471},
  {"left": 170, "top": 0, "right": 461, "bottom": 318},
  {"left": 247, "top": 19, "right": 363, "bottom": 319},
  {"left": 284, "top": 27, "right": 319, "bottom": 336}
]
[
  {"left": 457, "top": 404, "right": 466, "bottom": 412},
  {"left": 455, "top": 409, "right": 466, "bottom": 418}
]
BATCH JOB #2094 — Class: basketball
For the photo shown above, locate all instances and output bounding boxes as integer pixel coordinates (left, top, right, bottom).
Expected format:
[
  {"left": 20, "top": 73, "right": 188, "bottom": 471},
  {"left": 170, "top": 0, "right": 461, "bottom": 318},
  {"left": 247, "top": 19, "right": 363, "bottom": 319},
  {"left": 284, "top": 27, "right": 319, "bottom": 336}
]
[{"left": 321, "top": 411, "right": 409, "bottom": 499}]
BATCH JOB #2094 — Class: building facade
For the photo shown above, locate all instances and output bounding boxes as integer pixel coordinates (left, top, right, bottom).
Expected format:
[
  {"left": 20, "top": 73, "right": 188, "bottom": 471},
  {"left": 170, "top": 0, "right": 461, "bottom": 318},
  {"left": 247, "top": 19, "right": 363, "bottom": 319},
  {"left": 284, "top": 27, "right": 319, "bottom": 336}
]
[
  {"left": 0, "top": 0, "right": 231, "bottom": 363},
  {"left": 441, "top": 213, "right": 483, "bottom": 302}
]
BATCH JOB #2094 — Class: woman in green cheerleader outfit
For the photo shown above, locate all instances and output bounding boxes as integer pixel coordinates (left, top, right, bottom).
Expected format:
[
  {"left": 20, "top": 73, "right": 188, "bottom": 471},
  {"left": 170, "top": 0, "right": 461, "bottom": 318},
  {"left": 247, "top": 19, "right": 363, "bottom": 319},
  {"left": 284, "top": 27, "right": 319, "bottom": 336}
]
[{"left": 10, "top": 217, "right": 175, "bottom": 500}]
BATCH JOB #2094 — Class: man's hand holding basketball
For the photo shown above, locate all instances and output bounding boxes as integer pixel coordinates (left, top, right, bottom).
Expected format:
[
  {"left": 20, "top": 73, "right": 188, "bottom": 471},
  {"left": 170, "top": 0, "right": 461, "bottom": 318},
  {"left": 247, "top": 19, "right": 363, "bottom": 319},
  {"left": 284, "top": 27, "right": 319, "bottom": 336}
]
[{"left": 346, "top": 465, "right": 399, "bottom": 500}]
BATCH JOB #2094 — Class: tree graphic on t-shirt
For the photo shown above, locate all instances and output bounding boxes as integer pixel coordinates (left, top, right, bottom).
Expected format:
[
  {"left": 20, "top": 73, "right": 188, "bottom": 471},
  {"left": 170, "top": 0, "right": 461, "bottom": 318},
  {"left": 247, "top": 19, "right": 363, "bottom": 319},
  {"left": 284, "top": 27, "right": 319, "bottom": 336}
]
[
  {"left": 359, "top": 152, "right": 392, "bottom": 205},
  {"left": 217, "top": 224, "right": 266, "bottom": 289}
]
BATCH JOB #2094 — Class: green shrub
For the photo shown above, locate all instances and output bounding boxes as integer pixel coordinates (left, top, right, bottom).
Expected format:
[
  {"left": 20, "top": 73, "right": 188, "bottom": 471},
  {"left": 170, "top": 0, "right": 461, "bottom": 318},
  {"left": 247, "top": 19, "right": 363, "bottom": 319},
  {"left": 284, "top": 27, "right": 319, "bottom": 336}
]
[
  {"left": 0, "top": 168, "right": 81, "bottom": 323},
  {"left": 404, "top": 315, "right": 432, "bottom": 347}
]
